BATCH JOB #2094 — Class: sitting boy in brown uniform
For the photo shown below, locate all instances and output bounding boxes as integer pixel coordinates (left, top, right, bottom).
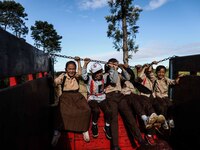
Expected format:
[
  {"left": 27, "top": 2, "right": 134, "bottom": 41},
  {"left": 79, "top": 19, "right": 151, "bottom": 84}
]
[
  {"left": 105, "top": 58, "right": 149, "bottom": 150},
  {"left": 148, "top": 64, "right": 183, "bottom": 130}
]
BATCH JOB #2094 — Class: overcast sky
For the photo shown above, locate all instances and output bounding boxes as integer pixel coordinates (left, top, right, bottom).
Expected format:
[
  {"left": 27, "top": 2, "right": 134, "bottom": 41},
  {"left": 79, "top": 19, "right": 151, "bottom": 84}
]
[{"left": 14, "top": 0, "right": 200, "bottom": 71}]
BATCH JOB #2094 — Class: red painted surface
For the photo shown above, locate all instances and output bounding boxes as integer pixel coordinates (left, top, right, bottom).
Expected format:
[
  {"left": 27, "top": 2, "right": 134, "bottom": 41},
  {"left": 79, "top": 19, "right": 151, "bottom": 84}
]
[
  {"left": 9, "top": 77, "right": 17, "bottom": 86},
  {"left": 37, "top": 72, "right": 43, "bottom": 78},
  {"left": 54, "top": 112, "right": 143, "bottom": 150},
  {"left": 44, "top": 72, "right": 48, "bottom": 76},
  {"left": 28, "top": 74, "right": 33, "bottom": 81}
]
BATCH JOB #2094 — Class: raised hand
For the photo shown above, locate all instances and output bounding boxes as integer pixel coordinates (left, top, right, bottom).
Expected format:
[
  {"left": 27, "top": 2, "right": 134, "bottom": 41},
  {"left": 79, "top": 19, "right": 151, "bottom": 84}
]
[
  {"left": 118, "top": 64, "right": 125, "bottom": 69},
  {"left": 151, "top": 61, "right": 158, "bottom": 65},
  {"left": 74, "top": 56, "right": 81, "bottom": 62},
  {"left": 83, "top": 58, "right": 91, "bottom": 67},
  {"left": 84, "top": 58, "right": 91, "bottom": 63}
]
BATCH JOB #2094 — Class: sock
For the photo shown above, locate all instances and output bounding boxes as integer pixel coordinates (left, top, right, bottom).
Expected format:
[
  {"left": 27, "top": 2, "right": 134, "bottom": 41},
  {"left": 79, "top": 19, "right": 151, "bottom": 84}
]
[
  {"left": 92, "top": 122, "right": 97, "bottom": 125},
  {"left": 105, "top": 122, "right": 110, "bottom": 126},
  {"left": 141, "top": 115, "right": 148, "bottom": 121},
  {"left": 54, "top": 130, "right": 60, "bottom": 136}
]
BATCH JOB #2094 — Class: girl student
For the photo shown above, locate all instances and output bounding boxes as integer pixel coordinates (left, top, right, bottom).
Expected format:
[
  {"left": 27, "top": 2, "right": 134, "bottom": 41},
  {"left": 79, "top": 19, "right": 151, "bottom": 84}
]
[{"left": 52, "top": 57, "right": 91, "bottom": 146}]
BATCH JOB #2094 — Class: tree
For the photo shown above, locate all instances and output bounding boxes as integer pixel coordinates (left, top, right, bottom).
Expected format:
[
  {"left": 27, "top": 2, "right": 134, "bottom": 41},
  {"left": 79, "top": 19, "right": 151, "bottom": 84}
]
[
  {"left": 0, "top": 0, "right": 28, "bottom": 38},
  {"left": 31, "top": 21, "right": 62, "bottom": 55},
  {"left": 105, "top": 0, "right": 142, "bottom": 64}
]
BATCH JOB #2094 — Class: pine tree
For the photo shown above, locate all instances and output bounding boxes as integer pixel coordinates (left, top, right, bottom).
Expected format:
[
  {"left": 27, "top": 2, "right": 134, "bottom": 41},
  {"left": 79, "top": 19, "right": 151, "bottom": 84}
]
[
  {"left": 105, "top": 0, "right": 142, "bottom": 64},
  {"left": 31, "top": 21, "right": 62, "bottom": 55},
  {"left": 0, "top": 0, "right": 28, "bottom": 38}
]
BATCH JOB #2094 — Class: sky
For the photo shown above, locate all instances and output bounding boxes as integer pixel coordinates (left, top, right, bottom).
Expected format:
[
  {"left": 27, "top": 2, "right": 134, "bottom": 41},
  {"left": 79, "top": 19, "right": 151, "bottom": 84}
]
[{"left": 12, "top": 0, "right": 200, "bottom": 71}]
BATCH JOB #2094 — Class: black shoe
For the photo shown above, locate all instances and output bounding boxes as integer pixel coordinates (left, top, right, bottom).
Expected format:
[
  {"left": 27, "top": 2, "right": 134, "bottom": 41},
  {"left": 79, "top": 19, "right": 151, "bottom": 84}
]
[
  {"left": 92, "top": 124, "right": 98, "bottom": 138},
  {"left": 103, "top": 125, "right": 112, "bottom": 139}
]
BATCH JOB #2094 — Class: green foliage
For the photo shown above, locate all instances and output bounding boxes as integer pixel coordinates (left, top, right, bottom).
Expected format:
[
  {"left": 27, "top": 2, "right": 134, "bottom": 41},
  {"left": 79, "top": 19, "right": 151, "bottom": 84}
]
[
  {"left": 31, "top": 21, "right": 62, "bottom": 55},
  {"left": 105, "top": 0, "right": 142, "bottom": 64},
  {"left": 0, "top": 0, "right": 28, "bottom": 38}
]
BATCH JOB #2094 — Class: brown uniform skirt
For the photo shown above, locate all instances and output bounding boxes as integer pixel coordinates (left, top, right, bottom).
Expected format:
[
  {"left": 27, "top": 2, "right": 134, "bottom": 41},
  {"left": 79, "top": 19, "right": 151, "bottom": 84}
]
[{"left": 59, "top": 91, "right": 91, "bottom": 132}]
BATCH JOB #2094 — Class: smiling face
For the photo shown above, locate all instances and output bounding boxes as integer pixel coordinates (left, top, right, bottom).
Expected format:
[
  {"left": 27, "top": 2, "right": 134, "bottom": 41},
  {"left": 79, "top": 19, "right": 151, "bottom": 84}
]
[
  {"left": 65, "top": 62, "right": 76, "bottom": 78},
  {"left": 93, "top": 69, "right": 103, "bottom": 80},
  {"left": 156, "top": 68, "right": 166, "bottom": 79}
]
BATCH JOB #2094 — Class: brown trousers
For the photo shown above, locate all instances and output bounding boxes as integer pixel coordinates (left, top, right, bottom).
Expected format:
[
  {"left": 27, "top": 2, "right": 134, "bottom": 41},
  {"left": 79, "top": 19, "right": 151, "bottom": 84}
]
[
  {"left": 88, "top": 99, "right": 112, "bottom": 124},
  {"left": 153, "top": 97, "right": 174, "bottom": 120},
  {"left": 128, "top": 93, "right": 157, "bottom": 135},
  {"left": 106, "top": 91, "right": 144, "bottom": 147},
  {"left": 130, "top": 94, "right": 155, "bottom": 116}
]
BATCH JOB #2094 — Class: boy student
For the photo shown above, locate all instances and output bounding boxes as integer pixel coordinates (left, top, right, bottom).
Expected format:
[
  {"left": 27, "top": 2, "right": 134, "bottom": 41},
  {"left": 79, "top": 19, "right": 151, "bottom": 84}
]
[
  {"left": 51, "top": 57, "right": 91, "bottom": 146},
  {"left": 136, "top": 64, "right": 166, "bottom": 125},
  {"left": 82, "top": 58, "right": 112, "bottom": 139},
  {"left": 122, "top": 66, "right": 163, "bottom": 145},
  {"left": 122, "top": 66, "right": 156, "bottom": 128},
  {"left": 148, "top": 64, "right": 183, "bottom": 130},
  {"left": 105, "top": 58, "right": 149, "bottom": 150}
]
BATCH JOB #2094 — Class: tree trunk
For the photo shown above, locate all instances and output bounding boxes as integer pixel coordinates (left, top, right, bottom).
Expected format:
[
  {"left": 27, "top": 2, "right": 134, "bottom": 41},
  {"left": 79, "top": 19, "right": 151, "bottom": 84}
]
[{"left": 121, "top": 0, "right": 129, "bottom": 65}]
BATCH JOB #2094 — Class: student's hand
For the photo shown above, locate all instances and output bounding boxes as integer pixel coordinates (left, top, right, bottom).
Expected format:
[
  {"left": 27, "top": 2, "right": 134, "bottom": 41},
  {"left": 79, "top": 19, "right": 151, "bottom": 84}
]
[
  {"left": 175, "top": 74, "right": 185, "bottom": 84},
  {"left": 123, "top": 64, "right": 129, "bottom": 69},
  {"left": 142, "top": 64, "right": 149, "bottom": 72},
  {"left": 143, "top": 64, "right": 149, "bottom": 68},
  {"left": 107, "top": 63, "right": 113, "bottom": 68},
  {"left": 175, "top": 78, "right": 180, "bottom": 84},
  {"left": 113, "top": 63, "right": 119, "bottom": 70},
  {"left": 118, "top": 64, "right": 125, "bottom": 69},
  {"left": 151, "top": 61, "right": 158, "bottom": 65},
  {"left": 135, "top": 64, "right": 142, "bottom": 68},
  {"left": 84, "top": 58, "right": 91, "bottom": 65},
  {"left": 148, "top": 66, "right": 153, "bottom": 72},
  {"left": 74, "top": 56, "right": 80, "bottom": 62},
  {"left": 108, "top": 62, "right": 118, "bottom": 70}
]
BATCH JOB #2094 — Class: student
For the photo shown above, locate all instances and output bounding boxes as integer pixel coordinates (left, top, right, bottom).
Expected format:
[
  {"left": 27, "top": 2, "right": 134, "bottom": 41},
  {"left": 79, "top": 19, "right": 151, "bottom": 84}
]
[
  {"left": 82, "top": 58, "right": 112, "bottom": 139},
  {"left": 135, "top": 64, "right": 166, "bottom": 126},
  {"left": 148, "top": 65, "right": 183, "bottom": 130},
  {"left": 51, "top": 57, "right": 91, "bottom": 146},
  {"left": 123, "top": 66, "right": 164, "bottom": 145},
  {"left": 122, "top": 67, "right": 155, "bottom": 128},
  {"left": 105, "top": 58, "right": 148, "bottom": 150}
]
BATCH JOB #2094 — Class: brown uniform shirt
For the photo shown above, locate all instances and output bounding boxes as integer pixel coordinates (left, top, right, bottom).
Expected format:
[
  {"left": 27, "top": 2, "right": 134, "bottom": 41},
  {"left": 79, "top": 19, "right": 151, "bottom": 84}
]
[
  {"left": 138, "top": 68, "right": 153, "bottom": 97},
  {"left": 54, "top": 73, "right": 79, "bottom": 91},
  {"left": 121, "top": 81, "right": 137, "bottom": 95},
  {"left": 105, "top": 75, "right": 122, "bottom": 93},
  {"left": 149, "top": 72, "right": 175, "bottom": 98},
  {"left": 105, "top": 67, "right": 130, "bottom": 94}
]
